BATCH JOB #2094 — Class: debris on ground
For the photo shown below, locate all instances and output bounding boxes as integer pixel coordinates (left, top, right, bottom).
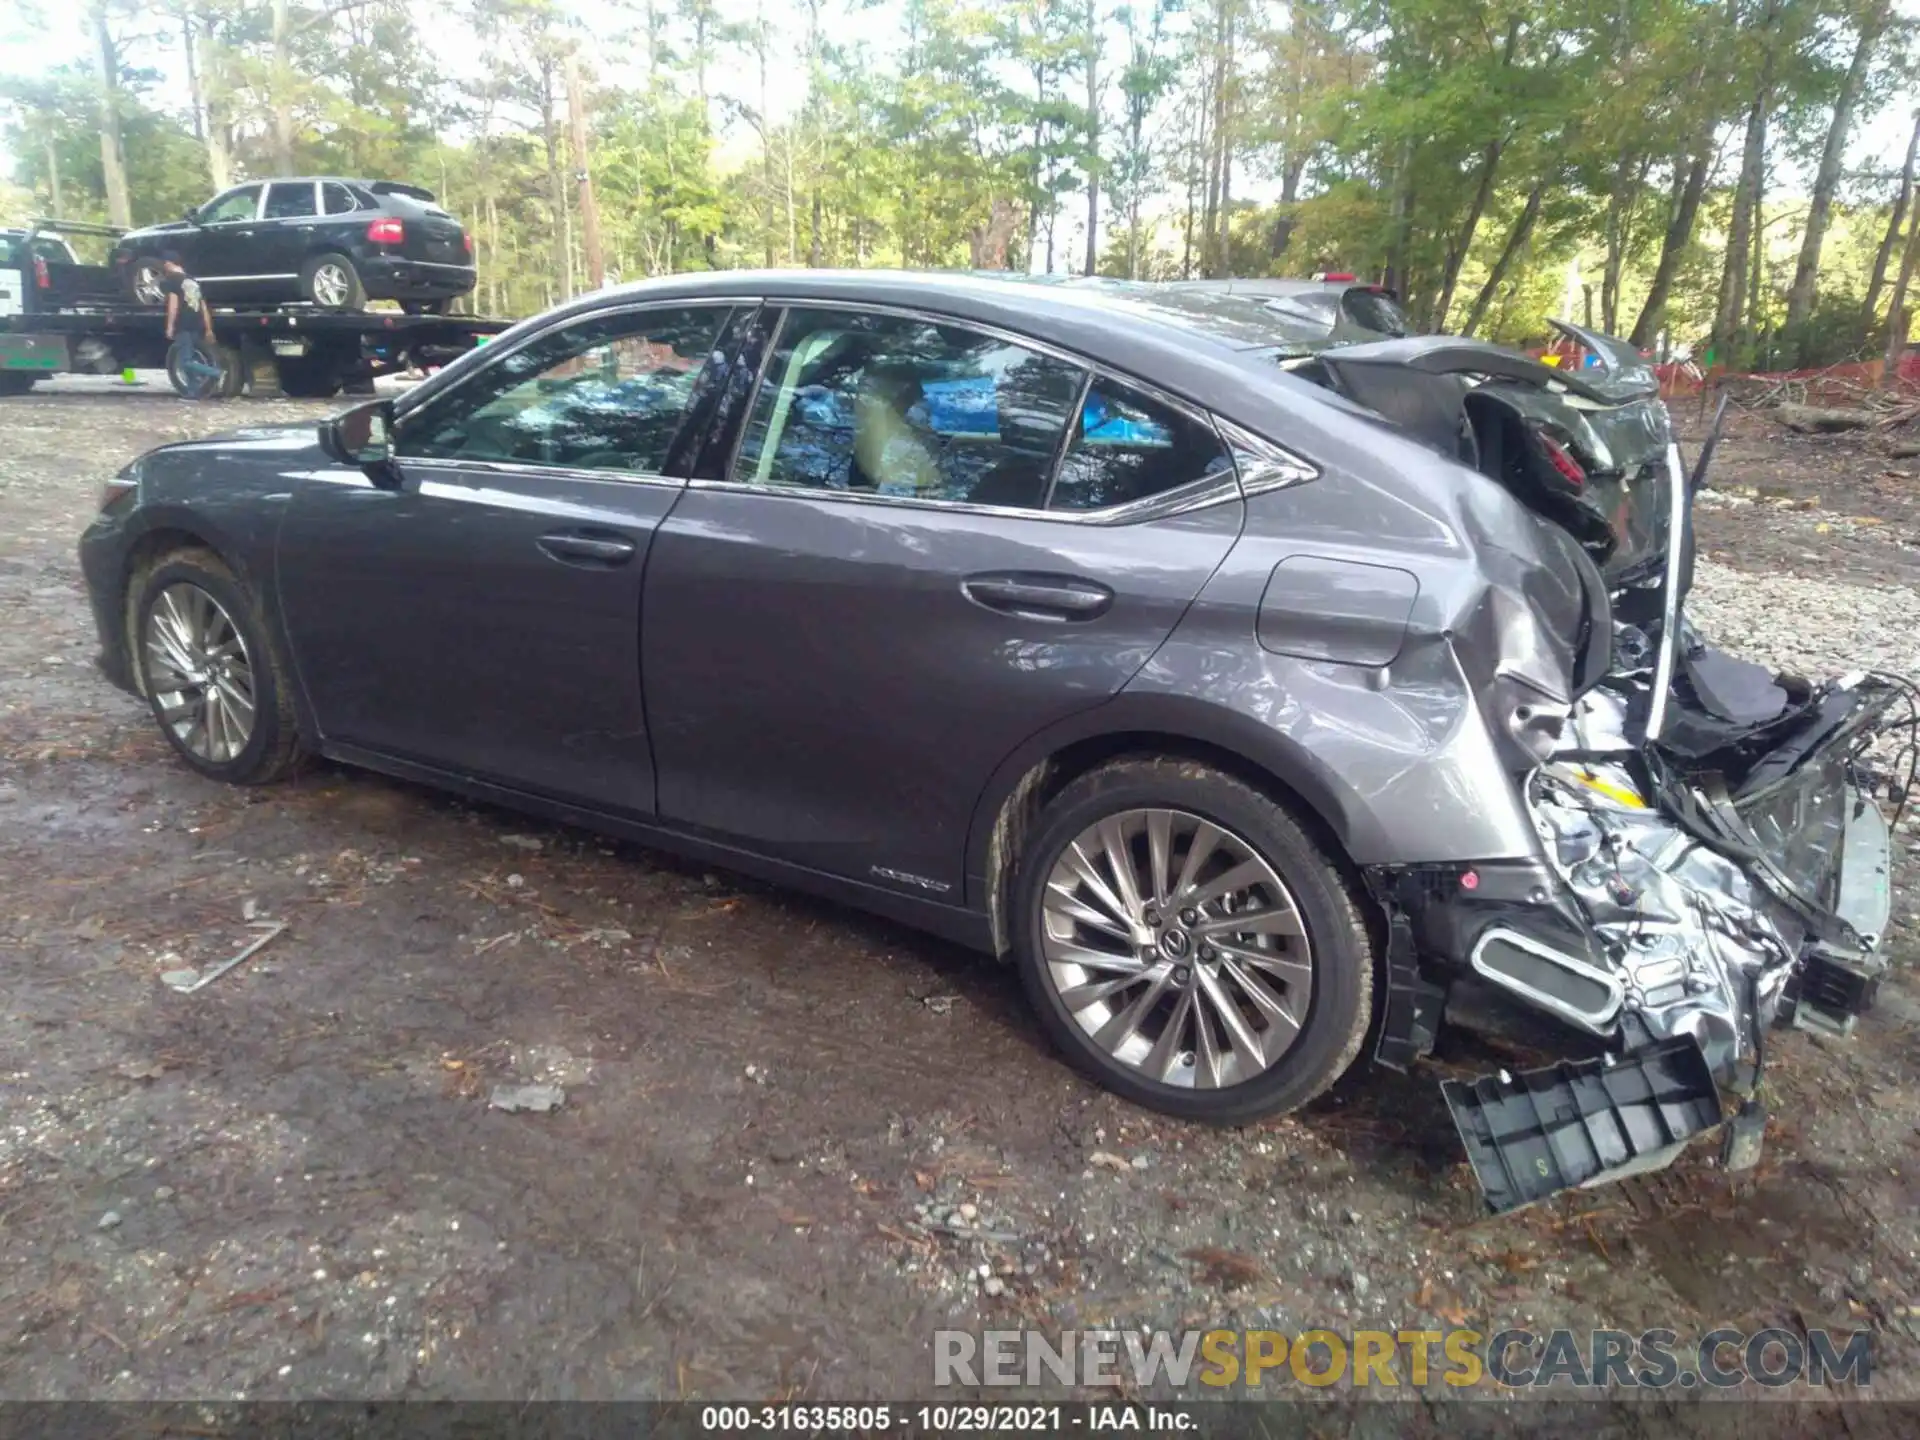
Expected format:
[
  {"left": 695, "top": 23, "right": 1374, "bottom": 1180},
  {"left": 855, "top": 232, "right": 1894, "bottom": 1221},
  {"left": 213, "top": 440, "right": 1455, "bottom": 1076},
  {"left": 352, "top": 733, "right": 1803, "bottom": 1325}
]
[
  {"left": 160, "top": 919, "right": 289, "bottom": 993},
  {"left": 488, "top": 1083, "right": 566, "bottom": 1113}
]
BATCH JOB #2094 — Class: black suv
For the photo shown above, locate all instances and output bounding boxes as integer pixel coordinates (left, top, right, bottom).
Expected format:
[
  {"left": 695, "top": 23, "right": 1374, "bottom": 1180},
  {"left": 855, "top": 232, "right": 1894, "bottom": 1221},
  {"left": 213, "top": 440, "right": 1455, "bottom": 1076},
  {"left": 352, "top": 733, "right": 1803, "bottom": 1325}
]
[{"left": 112, "top": 178, "right": 476, "bottom": 314}]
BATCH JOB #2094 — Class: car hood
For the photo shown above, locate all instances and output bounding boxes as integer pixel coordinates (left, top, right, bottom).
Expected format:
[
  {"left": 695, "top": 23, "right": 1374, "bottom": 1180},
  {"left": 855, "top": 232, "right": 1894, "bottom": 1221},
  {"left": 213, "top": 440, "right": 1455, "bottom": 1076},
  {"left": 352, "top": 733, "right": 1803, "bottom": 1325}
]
[{"left": 117, "top": 220, "right": 196, "bottom": 246}]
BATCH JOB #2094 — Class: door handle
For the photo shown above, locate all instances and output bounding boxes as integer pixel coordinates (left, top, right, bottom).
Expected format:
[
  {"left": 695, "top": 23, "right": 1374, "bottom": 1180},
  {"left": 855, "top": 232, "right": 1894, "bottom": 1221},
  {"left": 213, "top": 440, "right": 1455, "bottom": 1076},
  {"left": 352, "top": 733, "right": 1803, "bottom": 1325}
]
[
  {"left": 538, "top": 531, "right": 637, "bottom": 566},
  {"left": 962, "top": 573, "right": 1114, "bottom": 621}
]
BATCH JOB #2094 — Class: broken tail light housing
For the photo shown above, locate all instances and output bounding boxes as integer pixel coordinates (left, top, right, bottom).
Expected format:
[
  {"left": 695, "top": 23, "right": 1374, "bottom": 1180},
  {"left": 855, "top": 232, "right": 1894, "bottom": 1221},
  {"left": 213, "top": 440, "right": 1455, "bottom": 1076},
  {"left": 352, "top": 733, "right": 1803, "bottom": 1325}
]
[
  {"left": 367, "top": 218, "right": 405, "bottom": 245},
  {"left": 1540, "top": 434, "right": 1587, "bottom": 488},
  {"left": 462, "top": 232, "right": 474, "bottom": 256}
]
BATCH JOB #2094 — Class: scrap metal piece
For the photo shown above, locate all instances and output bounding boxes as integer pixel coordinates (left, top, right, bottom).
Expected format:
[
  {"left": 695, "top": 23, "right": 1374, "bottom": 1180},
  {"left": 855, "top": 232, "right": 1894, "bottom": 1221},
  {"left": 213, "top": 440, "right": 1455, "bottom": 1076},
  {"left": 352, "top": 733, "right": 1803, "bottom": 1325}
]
[
  {"left": 489, "top": 1083, "right": 565, "bottom": 1113},
  {"left": 1441, "top": 1037, "right": 1722, "bottom": 1214},
  {"left": 162, "top": 920, "right": 288, "bottom": 994}
]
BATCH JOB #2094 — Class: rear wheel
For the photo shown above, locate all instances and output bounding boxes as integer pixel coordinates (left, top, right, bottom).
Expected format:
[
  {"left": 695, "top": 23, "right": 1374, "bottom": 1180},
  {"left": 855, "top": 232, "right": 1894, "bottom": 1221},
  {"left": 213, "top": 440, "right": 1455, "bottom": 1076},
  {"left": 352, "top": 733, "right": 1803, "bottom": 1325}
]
[
  {"left": 1013, "top": 758, "right": 1374, "bottom": 1123},
  {"left": 133, "top": 551, "right": 306, "bottom": 785},
  {"left": 301, "top": 252, "right": 366, "bottom": 312}
]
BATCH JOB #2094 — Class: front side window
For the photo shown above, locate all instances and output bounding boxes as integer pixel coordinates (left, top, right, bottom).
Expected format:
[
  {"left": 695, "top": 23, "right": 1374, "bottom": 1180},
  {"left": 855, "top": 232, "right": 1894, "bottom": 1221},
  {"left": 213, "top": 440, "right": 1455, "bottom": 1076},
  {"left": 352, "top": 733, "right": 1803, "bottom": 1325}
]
[
  {"left": 200, "top": 186, "right": 261, "bottom": 224},
  {"left": 732, "top": 307, "right": 1086, "bottom": 510},
  {"left": 264, "top": 182, "right": 318, "bottom": 220},
  {"left": 1048, "top": 378, "right": 1234, "bottom": 513},
  {"left": 396, "top": 305, "right": 731, "bottom": 474}
]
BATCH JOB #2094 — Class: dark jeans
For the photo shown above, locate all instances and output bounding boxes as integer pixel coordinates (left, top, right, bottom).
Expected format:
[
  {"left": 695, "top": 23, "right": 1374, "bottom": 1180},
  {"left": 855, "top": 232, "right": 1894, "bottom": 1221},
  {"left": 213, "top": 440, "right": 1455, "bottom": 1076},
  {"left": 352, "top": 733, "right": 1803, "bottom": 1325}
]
[{"left": 171, "top": 331, "right": 222, "bottom": 398}]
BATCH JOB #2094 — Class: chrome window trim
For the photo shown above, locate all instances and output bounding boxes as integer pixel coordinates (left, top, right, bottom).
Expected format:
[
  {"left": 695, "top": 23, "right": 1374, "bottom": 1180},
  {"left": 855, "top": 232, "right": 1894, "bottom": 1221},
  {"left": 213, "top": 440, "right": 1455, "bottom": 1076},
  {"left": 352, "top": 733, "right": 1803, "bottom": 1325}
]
[
  {"left": 394, "top": 296, "right": 756, "bottom": 432},
  {"left": 396, "top": 454, "right": 687, "bottom": 490},
  {"left": 1213, "top": 416, "right": 1319, "bottom": 496},
  {"left": 717, "top": 298, "right": 1253, "bottom": 526}
]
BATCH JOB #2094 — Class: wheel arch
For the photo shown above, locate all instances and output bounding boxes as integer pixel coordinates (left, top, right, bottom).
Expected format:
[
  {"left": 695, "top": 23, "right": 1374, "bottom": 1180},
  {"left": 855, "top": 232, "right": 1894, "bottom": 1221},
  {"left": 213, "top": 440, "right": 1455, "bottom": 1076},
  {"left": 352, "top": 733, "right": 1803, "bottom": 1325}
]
[{"left": 965, "top": 696, "right": 1372, "bottom": 958}]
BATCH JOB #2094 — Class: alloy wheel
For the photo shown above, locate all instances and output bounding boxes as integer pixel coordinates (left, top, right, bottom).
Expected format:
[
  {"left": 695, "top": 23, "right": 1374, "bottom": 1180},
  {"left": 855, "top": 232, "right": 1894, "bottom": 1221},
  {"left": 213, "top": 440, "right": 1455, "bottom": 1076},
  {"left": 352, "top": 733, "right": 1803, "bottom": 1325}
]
[
  {"left": 1039, "top": 808, "right": 1314, "bottom": 1089},
  {"left": 311, "top": 263, "right": 350, "bottom": 308},
  {"left": 133, "top": 263, "right": 162, "bottom": 306},
  {"left": 143, "top": 582, "right": 257, "bottom": 764}
]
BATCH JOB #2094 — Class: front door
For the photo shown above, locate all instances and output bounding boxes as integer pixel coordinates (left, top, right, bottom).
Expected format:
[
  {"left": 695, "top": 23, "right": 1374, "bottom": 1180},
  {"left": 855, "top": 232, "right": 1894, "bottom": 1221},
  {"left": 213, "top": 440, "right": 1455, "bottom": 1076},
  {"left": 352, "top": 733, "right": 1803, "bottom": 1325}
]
[
  {"left": 189, "top": 184, "right": 265, "bottom": 295},
  {"left": 642, "top": 303, "right": 1245, "bottom": 896},
  {"left": 275, "top": 301, "right": 739, "bottom": 813}
]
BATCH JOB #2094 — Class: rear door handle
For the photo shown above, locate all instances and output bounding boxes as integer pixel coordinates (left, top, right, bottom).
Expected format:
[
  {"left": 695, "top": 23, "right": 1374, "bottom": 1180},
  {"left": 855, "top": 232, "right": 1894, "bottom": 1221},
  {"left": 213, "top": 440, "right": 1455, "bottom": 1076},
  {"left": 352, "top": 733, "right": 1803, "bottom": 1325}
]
[
  {"left": 538, "top": 530, "right": 637, "bottom": 566},
  {"left": 962, "top": 573, "right": 1114, "bottom": 621}
]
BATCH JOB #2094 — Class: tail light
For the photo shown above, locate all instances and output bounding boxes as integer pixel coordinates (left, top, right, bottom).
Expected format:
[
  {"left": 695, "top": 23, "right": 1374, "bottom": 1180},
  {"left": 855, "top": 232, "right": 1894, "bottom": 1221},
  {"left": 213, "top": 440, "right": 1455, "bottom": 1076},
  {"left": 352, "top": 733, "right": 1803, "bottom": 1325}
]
[
  {"left": 1314, "top": 271, "right": 1356, "bottom": 282},
  {"left": 33, "top": 256, "right": 50, "bottom": 289},
  {"left": 462, "top": 232, "right": 473, "bottom": 256},
  {"left": 367, "top": 218, "right": 405, "bottom": 245},
  {"left": 1539, "top": 434, "right": 1587, "bottom": 488}
]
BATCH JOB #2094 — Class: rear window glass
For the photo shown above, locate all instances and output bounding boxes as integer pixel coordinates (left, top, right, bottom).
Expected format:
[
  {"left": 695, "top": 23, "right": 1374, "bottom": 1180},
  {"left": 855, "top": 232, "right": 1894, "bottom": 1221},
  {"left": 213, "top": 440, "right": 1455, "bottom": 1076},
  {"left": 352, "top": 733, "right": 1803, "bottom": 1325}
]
[
  {"left": 264, "top": 182, "right": 317, "bottom": 219},
  {"left": 1048, "top": 379, "right": 1233, "bottom": 512},
  {"left": 1343, "top": 289, "right": 1411, "bottom": 336},
  {"left": 322, "top": 183, "right": 361, "bottom": 215}
]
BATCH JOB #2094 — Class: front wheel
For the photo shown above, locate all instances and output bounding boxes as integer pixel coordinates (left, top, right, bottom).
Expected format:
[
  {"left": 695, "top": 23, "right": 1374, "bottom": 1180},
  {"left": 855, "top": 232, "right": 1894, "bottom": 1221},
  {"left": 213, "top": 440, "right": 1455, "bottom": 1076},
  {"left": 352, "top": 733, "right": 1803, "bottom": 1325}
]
[
  {"left": 1013, "top": 758, "right": 1375, "bottom": 1123},
  {"left": 301, "top": 252, "right": 366, "bottom": 311},
  {"left": 133, "top": 551, "right": 308, "bottom": 785},
  {"left": 128, "top": 256, "right": 164, "bottom": 307}
]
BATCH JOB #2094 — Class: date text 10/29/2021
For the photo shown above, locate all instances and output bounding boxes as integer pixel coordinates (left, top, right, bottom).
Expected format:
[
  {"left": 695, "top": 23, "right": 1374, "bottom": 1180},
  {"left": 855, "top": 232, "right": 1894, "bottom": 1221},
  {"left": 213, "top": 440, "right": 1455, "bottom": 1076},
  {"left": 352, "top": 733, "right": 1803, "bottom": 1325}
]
[{"left": 698, "top": 1408, "right": 1183, "bottom": 1432}]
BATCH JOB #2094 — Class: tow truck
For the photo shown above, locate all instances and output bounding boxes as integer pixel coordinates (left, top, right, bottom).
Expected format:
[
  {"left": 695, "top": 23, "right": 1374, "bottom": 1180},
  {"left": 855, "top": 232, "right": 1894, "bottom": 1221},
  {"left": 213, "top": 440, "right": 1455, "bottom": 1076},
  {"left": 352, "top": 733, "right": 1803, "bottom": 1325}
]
[{"left": 1, "top": 218, "right": 509, "bottom": 399}]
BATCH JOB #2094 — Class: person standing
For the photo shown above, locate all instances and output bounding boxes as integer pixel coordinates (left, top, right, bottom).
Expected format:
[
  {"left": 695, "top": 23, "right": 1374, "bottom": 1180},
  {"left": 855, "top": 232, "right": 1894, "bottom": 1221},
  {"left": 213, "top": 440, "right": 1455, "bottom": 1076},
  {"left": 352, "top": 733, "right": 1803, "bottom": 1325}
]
[{"left": 160, "top": 252, "right": 222, "bottom": 397}]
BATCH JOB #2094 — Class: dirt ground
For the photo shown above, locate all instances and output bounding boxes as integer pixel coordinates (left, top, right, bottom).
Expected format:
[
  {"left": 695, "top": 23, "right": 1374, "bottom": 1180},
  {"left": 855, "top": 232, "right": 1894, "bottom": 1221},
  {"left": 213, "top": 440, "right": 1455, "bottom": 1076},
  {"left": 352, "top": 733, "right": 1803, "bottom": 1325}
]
[{"left": 2, "top": 380, "right": 1919, "bottom": 1421}]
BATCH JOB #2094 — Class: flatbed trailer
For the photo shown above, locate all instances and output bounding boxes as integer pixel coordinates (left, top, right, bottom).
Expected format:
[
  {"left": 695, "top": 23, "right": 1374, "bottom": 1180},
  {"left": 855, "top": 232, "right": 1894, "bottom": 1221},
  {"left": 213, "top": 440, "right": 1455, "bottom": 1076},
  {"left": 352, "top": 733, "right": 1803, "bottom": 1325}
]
[{"left": 1, "top": 217, "right": 510, "bottom": 399}]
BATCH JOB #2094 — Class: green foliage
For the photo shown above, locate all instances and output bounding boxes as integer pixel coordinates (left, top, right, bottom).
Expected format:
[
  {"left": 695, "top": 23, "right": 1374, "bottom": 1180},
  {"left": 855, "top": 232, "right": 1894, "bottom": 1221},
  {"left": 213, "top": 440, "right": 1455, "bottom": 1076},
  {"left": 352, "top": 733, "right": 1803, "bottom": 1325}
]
[{"left": 1, "top": 0, "right": 1913, "bottom": 362}]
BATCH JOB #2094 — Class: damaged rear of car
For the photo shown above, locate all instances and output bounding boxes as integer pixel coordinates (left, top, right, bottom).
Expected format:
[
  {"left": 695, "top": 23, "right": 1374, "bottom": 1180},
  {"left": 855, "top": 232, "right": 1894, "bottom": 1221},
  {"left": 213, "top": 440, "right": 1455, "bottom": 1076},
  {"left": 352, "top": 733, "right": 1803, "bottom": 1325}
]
[{"left": 1302, "top": 322, "right": 1912, "bottom": 1212}]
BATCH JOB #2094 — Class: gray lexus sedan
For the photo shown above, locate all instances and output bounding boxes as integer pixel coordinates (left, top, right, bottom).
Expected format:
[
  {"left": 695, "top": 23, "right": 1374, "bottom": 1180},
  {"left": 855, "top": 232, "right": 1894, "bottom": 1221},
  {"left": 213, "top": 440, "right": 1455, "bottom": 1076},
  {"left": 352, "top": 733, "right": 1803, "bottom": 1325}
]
[{"left": 80, "top": 271, "right": 1908, "bottom": 1210}]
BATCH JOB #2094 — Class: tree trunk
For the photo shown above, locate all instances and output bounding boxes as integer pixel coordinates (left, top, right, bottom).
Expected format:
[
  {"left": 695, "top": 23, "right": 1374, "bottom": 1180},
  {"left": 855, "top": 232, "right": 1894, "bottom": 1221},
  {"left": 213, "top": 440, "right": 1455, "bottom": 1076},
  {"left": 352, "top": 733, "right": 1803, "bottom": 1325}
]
[
  {"left": 1711, "top": 96, "right": 1767, "bottom": 362},
  {"left": 1382, "top": 138, "right": 1413, "bottom": 297},
  {"left": 1630, "top": 142, "right": 1711, "bottom": 348},
  {"left": 1460, "top": 181, "right": 1545, "bottom": 337},
  {"left": 1600, "top": 151, "right": 1638, "bottom": 333},
  {"left": 1860, "top": 110, "right": 1920, "bottom": 347},
  {"left": 1885, "top": 193, "right": 1920, "bottom": 383},
  {"left": 565, "top": 54, "right": 605, "bottom": 290},
  {"left": 1433, "top": 139, "right": 1502, "bottom": 331},
  {"left": 45, "top": 132, "right": 62, "bottom": 216},
  {"left": 270, "top": 0, "right": 296, "bottom": 173},
  {"left": 1083, "top": 0, "right": 1099, "bottom": 275},
  {"left": 1785, "top": 1, "right": 1887, "bottom": 358},
  {"left": 540, "top": 62, "right": 572, "bottom": 299},
  {"left": 181, "top": 14, "right": 204, "bottom": 144},
  {"left": 90, "top": 2, "right": 131, "bottom": 228},
  {"left": 195, "top": 10, "right": 234, "bottom": 191}
]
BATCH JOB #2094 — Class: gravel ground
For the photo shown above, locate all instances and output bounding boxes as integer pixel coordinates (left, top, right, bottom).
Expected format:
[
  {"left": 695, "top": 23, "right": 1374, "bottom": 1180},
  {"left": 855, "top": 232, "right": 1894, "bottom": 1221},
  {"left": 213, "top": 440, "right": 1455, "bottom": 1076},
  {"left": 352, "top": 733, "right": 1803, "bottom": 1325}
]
[{"left": 1, "top": 382, "right": 1918, "bottom": 1424}]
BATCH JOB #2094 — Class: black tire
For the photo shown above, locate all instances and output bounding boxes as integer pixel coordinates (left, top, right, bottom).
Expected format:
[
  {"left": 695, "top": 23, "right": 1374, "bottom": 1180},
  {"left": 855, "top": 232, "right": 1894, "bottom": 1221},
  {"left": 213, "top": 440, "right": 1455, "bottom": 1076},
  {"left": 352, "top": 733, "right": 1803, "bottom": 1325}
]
[
  {"left": 0, "top": 373, "right": 38, "bottom": 396},
  {"left": 1012, "top": 757, "right": 1375, "bottom": 1124},
  {"left": 165, "top": 338, "right": 230, "bottom": 400},
  {"left": 131, "top": 549, "right": 308, "bottom": 785},
  {"left": 301, "top": 252, "right": 366, "bottom": 311},
  {"left": 127, "top": 255, "right": 165, "bottom": 307},
  {"left": 276, "top": 358, "right": 343, "bottom": 398}
]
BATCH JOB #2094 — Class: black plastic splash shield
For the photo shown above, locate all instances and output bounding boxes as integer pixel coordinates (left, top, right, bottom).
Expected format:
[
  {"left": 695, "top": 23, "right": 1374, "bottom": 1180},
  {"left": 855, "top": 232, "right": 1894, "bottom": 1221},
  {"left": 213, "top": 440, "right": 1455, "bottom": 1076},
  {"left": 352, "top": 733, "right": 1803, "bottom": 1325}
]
[{"left": 1441, "top": 1036, "right": 1722, "bottom": 1214}]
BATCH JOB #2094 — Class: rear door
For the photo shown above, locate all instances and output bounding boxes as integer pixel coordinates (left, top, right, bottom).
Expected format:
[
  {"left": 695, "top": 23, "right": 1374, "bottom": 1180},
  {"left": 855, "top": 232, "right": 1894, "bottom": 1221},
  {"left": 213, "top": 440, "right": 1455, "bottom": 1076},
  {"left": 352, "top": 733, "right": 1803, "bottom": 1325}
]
[
  {"left": 258, "top": 181, "right": 322, "bottom": 290},
  {"left": 640, "top": 302, "right": 1245, "bottom": 896},
  {"left": 276, "top": 301, "right": 741, "bottom": 812}
]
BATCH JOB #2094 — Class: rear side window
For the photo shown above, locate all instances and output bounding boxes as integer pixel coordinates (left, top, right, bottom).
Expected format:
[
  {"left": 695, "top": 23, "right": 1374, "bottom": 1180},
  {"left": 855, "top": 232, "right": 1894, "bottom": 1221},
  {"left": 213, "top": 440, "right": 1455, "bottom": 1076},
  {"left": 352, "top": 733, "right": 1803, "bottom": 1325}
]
[
  {"left": 264, "top": 182, "right": 317, "bottom": 219},
  {"left": 732, "top": 307, "right": 1087, "bottom": 509},
  {"left": 1342, "top": 288, "right": 1410, "bottom": 336},
  {"left": 322, "top": 183, "right": 361, "bottom": 215},
  {"left": 1048, "top": 378, "right": 1233, "bottom": 512}
]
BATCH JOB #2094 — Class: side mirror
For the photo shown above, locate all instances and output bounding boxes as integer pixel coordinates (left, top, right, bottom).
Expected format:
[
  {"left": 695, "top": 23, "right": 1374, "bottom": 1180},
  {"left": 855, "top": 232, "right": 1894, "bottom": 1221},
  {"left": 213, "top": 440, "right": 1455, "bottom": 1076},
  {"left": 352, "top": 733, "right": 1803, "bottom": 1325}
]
[
  {"left": 183, "top": 205, "right": 202, "bottom": 225},
  {"left": 319, "top": 398, "right": 397, "bottom": 478}
]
